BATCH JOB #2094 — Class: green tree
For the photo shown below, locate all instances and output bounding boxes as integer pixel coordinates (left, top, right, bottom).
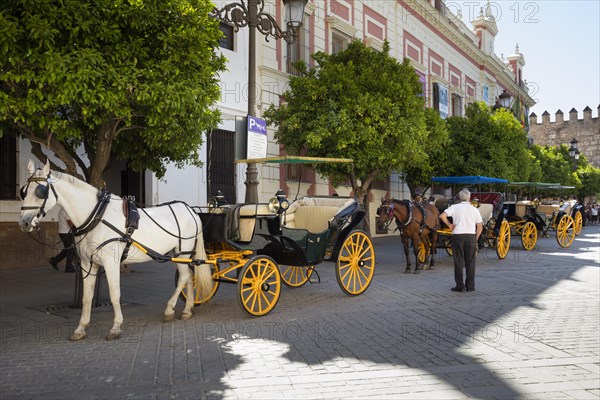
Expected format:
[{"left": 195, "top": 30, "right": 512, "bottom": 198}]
[
  {"left": 528, "top": 144, "right": 579, "bottom": 187},
  {"left": 1, "top": 0, "right": 226, "bottom": 187},
  {"left": 578, "top": 165, "right": 600, "bottom": 199},
  {"left": 264, "top": 40, "right": 427, "bottom": 207},
  {"left": 403, "top": 107, "right": 451, "bottom": 197},
  {"left": 444, "top": 102, "right": 533, "bottom": 181}
]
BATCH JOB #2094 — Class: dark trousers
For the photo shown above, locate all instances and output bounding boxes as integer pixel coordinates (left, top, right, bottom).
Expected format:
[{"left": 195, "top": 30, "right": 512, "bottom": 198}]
[
  {"left": 51, "top": 233, "right": 75, "bottom": 269},
  {"left": 451, "top": 234, "right": 477, "bottom": 291}
]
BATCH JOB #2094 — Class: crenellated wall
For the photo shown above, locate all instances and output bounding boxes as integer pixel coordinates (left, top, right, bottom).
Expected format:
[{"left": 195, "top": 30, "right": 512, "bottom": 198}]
[{"left": 529, "top": 106, "right": 600, "bottom": 168}]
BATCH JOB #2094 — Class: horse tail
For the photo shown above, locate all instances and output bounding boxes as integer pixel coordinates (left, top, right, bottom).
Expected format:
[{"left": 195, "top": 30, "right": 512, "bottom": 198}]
[{"left": 193, "top": 232, "right": 213, "bottom": 300}]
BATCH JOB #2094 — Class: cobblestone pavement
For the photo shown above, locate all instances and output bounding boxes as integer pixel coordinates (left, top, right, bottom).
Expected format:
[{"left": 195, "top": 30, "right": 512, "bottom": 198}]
[{"left": 1, "top": 226, "right": 598, "bottom": 399}]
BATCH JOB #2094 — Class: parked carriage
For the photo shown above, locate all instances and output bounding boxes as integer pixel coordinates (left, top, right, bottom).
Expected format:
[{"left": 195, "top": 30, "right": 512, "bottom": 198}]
[
  {"left": 504, "top": 182, "right": 583, "bottom": 249},
  {"left": 172, "top": 156, "right": 376, "bottom": 317},
  {"left": 179, "top": 194, "right": 376, "bottom": 316},
  {"left": 431, "top": 176, "right": 511, "bottom": 260}
]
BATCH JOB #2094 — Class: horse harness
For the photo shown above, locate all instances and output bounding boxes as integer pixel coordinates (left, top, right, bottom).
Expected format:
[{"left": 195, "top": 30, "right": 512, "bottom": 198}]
[
  {"left": 21, "top": 169, "right": 202, "bottom": 268},
  {"left": 385, "top": 199, "right": 435, "bottom": 234}
]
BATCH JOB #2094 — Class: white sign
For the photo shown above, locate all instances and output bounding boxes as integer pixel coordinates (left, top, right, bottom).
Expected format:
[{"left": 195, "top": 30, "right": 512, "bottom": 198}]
[
  {"left": 246, "top": 115, "right": 267, "bottom": 159},
  {"left": 438, "top": 84, "right": 448, "bottom": 119}
]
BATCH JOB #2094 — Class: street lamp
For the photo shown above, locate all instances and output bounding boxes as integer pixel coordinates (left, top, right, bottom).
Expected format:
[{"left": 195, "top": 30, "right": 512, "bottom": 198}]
[
  {"left": 498, "top": 90, "right": 512, "bottom": 109},
  {"left": 568, "top": 138, "right": 580, "bottom": 171},
  {"left": 212, "top": 0, "right": 307, "bottom": 203}
]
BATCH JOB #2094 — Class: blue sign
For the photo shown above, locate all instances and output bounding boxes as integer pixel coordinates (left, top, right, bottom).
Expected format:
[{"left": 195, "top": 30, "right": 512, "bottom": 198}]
[{"left": 247, "top": 115, "right": 268, "bottom": 159}]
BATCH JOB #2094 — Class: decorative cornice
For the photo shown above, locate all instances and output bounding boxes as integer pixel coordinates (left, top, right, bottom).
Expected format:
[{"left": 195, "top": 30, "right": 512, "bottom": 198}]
[
  {"left": 364, "top": 36, "right": 384, "bottom": 51},
  {"left": 326, "top": 15, "right": 358, "bottom": 38}
]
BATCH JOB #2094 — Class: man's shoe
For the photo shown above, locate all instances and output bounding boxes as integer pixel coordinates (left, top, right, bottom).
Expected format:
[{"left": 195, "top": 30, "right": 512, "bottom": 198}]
[
  {"left": 49, "top": 258, "right": 59, "bottom": 270},
  {"left": 451, "top": 287, "right": 464, "bottom": 292},
  {"left": 65, "top": 266, "right": 76, "bottom": 273}
]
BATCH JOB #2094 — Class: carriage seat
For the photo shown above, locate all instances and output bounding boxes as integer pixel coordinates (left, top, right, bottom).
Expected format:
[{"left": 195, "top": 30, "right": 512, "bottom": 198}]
[
  {"left": 515, "top": 200, "right": 533, "bottom": 218},
  {"left": 562, "top": 200, "right": 577, "bottom": 215},
  {"left": 282, "top": 197, "right": 356, "bottom": 233},
  {"left": 478, "top": 203, "right": 494, "bottom": 223}
]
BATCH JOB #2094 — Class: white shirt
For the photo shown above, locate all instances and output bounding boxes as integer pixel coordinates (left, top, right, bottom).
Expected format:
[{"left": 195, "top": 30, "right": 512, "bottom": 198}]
[
  {"left": 444, "top": 201, "right": 483, "bottom": 234},
  {"left": 57, "top": 208, "right": 71, "bottom": 234}
]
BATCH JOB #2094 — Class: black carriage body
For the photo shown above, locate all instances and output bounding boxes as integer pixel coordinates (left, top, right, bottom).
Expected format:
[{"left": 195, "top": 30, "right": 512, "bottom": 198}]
[
  {"left": 197, "top": 196, "right": 364, "bottom": 267},
  {"left": 258, "top": 197, "right": 363, "bottom": 267}
]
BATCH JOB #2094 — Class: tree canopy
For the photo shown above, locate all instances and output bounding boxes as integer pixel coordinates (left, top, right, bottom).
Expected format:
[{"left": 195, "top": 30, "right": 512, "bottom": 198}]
[
  {"left": 443, "top": 102, "right": 533, "bottom": 181},
  {"left": 264, "top": 40, "right": 427, "bottom": 205},
  {"left": 1, "top": 0, "right": 226, "bottom": 187}
]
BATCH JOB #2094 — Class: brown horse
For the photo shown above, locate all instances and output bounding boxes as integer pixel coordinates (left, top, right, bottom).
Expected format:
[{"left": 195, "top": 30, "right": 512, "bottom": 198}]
[{"left": 377, "top": 199, "right": 440, "bottom": 274}]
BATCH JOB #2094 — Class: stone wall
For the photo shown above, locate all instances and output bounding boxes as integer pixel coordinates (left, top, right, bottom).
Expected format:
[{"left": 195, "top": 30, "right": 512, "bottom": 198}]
[{"left": 529, "top": 106, "right": 600, "bottom": 168}]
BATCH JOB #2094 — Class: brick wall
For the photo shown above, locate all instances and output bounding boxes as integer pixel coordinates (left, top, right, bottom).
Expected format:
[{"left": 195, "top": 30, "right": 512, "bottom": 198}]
[{"left": 0, "top": 222, "right": 59, "bottom": 270}]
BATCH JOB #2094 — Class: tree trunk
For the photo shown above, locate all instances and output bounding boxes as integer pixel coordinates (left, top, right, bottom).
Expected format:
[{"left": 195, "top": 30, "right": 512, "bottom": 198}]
[{"left": 88, "top": 120, "right": 118, "bottom": 189}]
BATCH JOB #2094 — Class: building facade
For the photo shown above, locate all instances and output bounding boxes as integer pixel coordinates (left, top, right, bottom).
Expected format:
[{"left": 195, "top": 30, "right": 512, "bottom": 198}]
[
  {"left": 529, "top": 106, "right": 600, "bottom": 168},
  {"left": 249, "top": 0, "right": 534, "bottom": 230},
  {"left": 1, "top": 0, "right": 535, "bottom": 268}
]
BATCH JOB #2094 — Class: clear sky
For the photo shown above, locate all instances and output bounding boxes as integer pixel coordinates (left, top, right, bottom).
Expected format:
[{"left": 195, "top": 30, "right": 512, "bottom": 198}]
[{"left": 457, "top": 0, "right": 600, "bottom": 121}]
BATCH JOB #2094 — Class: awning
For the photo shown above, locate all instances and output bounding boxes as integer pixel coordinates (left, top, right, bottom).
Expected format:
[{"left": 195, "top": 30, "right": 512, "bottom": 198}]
[
  {"left": 432, "top": 176, "right": 508, "bottom": 185},
  {"left": 235, "top": 156, "right": 353, "bottom": 164}
]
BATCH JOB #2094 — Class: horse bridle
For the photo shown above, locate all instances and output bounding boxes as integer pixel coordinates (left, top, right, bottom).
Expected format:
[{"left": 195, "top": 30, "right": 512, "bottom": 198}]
[
  {"left": 378, "top": 201, "right": 396, "bottom": 231},
  {"left": 20, "top": 172, "right": 58, "bottom": 220},
  {"left": 379, "top": 199, "right": 414, "bottom": 231}
]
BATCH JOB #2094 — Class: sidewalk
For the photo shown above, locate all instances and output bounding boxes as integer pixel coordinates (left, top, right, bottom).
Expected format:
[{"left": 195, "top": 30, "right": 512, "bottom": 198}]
[{"left": 1, "top": 226, "right": 599, "bottom": 399}]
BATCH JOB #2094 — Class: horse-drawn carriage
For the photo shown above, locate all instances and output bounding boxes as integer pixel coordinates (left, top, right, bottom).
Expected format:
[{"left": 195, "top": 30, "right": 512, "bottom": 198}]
[
  {"left": 18, "top": 159, "right": 375, "bottom": 341},
  {"left": 181, "top": 194, "right": 375, "bottom": 316},
  {"left": 504, "top": 182, "right": 583, "bottom": 249},
  {"left": 431, "top": 176, "right": 511, "bottom": 260}
]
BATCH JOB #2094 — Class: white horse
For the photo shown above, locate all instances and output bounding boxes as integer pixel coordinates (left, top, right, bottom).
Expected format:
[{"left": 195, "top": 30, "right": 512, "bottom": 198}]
[{"left": 19, "top": 160, "right": 213, "bottom": 341}]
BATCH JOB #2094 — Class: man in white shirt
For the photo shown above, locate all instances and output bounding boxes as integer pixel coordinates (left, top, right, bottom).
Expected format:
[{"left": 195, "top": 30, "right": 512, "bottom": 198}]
[
  {"left": 49, "top": 207, "right": 76, "bottom": 273},
  {"left": 439, "top": 189, "right": 483, "bottom": 292}
]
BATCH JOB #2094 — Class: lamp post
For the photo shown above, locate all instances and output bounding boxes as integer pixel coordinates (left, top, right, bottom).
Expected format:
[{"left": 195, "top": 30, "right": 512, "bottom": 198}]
[
  {"left": 568, "top": 138, "right": 580, "bottom": 171},
  {"left": 212, "top": 0, "right": 307, "bottom": 203}
]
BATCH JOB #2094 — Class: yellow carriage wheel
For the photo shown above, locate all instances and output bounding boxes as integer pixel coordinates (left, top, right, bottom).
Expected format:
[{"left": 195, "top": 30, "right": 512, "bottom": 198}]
[
  {"left": 444, "top": 238, "right": 453, "bottom": 256},
  {"left": 520, "top": 221, "right": 538, "bottom": 251},
  {"left": 495, "top": 219, "right": 511, "bottom": 260},
  {"left": 176, "top": 264, "right": 220, "bottom": 305},
  {"left": 574, "top": 211, "right": 583, "bottom": 236},
  {"left": 336, "top": 230, "right": 375, "bottom": 296},
  {"left": 556, "top": 215, "right": 575, "bottom": 248},
  {"left": 280, "top": 265, "right": 313, "bottom": 288},
  {"left": 417, "top": 242, "right": 427, "bottom": 263},
  {"left": 237, "top": 256, "right": 281, "bottom": 317}
]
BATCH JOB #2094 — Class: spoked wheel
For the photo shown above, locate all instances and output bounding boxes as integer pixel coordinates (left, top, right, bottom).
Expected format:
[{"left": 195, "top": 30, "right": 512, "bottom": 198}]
[
  {"left": 495, "top": 219, "right": 511, "bottom": 260},
  {"left": 280, "top": 265, "right": 314, "bottom": 288},
  {"left": 237, "top": 256, "right": 281, "bottom": 317},
  {"left": 444, "top": 237, "right": 453, "bottom": 256},
  {"left": 417, "top": 241, "right": 427, "bottom": 263},
  {"left": 574, "top": 211, "right": 583, "bottom": 236},
  {"left": 336, "top": 230, "right": 375, "bottom": 296},
  {"left": 556, "top": 215, "right": 575, "bottom": 248},
  {"left": 176, "top": 264, "right": 219, "bottom": 305},
  {"left": 520, "top": 221, "right": 538, "bottom": 251}
]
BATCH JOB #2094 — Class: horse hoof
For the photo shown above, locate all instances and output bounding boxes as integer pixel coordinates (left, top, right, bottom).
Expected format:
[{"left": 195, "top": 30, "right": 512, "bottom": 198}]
[
  {"left": 429, "top": 266, "right": 436, "bottom": 270},
  {"left": 180, "top": 311, "right": 193, "bottom": 321},
  {"left": 163, "top": 313, "right": 175, "bottom": 323},
  {"left": 405, "top": 269, "right": 412, "bottom": 274},
  {"left": 69, "top": 331, "right": 86, "bottom": 341},
  {"left": 106, "top": 331, "right": 122, "bottom": 341}
]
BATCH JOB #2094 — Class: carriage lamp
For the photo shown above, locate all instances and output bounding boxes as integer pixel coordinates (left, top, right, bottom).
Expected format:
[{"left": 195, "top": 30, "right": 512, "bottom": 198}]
[
  {"left": 209, "top": 190, "right": 228, "bottom": 209},
  {"left": 268, "top": 189, "right": 289, "bottom": 213},
  {"left": 211, "top": 0, "right": 307, "bottom": 203}
]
